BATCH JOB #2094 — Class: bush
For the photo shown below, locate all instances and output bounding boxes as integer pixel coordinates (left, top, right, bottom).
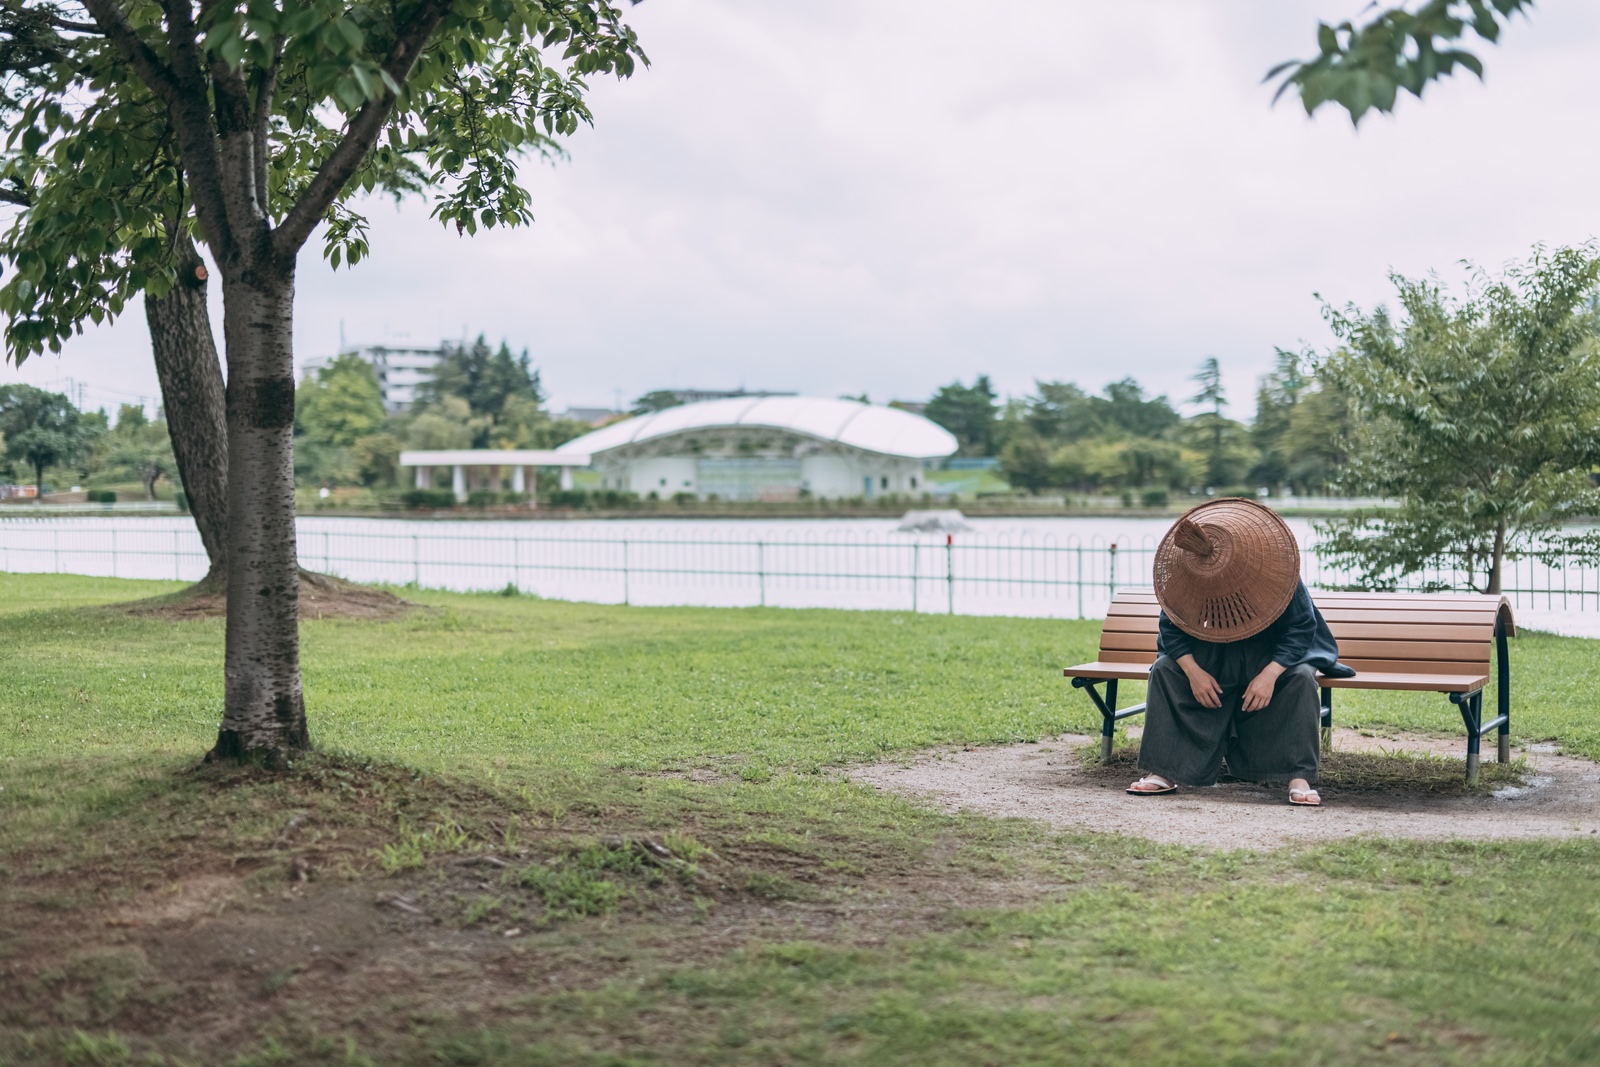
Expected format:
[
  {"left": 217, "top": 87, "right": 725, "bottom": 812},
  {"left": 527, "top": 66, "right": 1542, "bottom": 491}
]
[
  {"left": 593, "top": 489, "right": 639, "bottom": 509},
  {"left": 402, "top": 489, "right": 458, "bottom": 510},
  {"left": 1140, "top": 488, "right": 1169, "bottom": 508},
  {"left": 546, "top": 489, "right": 588, "bottom": 509},
  {"left": 466, "top": 489, "right": 500, "bottom": 507},
  {"left": 501, "top": 491, "right": 530, "bottom": 506},
  {"left": 174, "top": 490, "right": 188, "bottom": 513},
  {"left": 86, "top": 490, "right": 116, "bottom": 504}
]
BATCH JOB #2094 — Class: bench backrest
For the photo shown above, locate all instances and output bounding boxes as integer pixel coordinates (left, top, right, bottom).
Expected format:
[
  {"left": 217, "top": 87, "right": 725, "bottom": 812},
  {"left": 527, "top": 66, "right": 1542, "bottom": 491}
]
[{"left": 1098, "top": 588, "right": 1514, "bottom": 676}]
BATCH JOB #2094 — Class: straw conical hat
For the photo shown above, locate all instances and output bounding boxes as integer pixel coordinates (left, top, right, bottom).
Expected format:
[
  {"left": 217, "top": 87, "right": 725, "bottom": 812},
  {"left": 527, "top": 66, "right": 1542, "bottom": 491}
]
[{"left": 1153, "top": 498, "right": 1300, "bottom": 643}]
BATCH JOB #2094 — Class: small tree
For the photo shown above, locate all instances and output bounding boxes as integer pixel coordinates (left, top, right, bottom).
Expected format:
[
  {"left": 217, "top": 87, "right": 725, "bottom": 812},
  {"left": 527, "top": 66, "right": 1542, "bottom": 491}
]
[
  {"left": 0, "top": 384, "right": 96, "bottom": 494},
  {"left": 925, "top": 376, "right": 999, "bottom": 456},
  {"left": 0, "top": 0, "right": 645, "bottom": 764},
  {"left": 98, "top": 404, "right": 177, "bottom": 499},
  {"left": 631, "top": 390, "right": 682, "bottom": 415},
  {"left": 418, "top": 336, "right": 544, "bottom": 440},
  {"left": 1187, "top": 356, "right": 1234, "bottom": 487},
  {"left": 1317, "top": 246, "right": 1600, "bottom": 594}
]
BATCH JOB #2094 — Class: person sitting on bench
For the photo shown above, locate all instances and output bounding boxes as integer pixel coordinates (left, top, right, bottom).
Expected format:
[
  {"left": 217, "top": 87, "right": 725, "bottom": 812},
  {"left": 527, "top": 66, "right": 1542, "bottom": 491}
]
[{"left": 1126, "top": 498, "right": 1353, "bottom": 806}]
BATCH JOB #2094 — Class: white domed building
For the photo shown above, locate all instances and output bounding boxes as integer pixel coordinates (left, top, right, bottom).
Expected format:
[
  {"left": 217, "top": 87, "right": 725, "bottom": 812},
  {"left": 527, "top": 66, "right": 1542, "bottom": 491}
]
[{"left": 555, "top": 396, "right": 958, "bottom": 501}]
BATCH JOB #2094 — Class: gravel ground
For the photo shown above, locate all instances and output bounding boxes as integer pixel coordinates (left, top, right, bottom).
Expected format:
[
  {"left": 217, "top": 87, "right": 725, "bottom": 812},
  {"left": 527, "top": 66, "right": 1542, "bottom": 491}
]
[{"left": 849, "top": 728, "right": 1600, "bottom": 851}]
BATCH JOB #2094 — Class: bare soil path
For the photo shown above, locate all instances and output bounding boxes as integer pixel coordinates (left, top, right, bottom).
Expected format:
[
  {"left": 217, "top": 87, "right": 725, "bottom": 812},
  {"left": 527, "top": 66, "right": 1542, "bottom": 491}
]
[{"left": 849, "top": 728, "right": 1600, "bottom": 850}]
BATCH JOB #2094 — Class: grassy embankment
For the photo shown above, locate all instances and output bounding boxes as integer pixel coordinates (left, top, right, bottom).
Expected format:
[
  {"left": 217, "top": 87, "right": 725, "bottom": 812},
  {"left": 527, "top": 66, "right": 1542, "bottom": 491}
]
[{"left": 3, "top": 572, "right": 1600, "bottom": 1065}]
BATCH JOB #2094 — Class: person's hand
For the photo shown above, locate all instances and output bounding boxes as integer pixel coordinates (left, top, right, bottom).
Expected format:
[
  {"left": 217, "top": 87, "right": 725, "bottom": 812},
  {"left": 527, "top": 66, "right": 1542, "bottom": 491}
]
[
  {"left": 1178, "top": 656, "right": 1223, "bottom": 709},
  {"left": 1242, "top": 662, "right": 1286, "bottom": 712}
]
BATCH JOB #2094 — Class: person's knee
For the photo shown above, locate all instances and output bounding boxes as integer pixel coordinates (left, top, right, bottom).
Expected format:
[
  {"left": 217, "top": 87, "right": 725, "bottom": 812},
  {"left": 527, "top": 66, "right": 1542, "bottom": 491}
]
[{"left": 1280, "top": 662, "right": 1318, "bottom": 693}]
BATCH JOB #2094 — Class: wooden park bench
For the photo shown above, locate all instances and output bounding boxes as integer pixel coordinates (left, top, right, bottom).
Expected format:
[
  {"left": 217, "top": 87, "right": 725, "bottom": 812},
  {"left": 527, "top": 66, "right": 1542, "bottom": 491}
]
[{"left": 1064, "top": 588, "right": 1515, "bottom": 784}]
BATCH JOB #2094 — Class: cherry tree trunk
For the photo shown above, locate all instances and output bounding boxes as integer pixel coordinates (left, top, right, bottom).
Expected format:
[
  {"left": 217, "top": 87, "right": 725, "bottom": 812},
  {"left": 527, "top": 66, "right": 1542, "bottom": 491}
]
[
  {"left": 207, "top": 257, "right": 307, "bottom": 763},
  {"left": 144, "top": 239, "right": 228, "bottom": 584}
]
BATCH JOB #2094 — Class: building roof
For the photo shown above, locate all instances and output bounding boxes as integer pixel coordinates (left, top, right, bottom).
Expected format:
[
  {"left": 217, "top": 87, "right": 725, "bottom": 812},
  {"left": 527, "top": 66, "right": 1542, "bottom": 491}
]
[
  {"left": 399, "top": 449, "right": 590, "bottom": 467},
  {"left": 555, "top": 396, "right": 959, "bottom": 460}
]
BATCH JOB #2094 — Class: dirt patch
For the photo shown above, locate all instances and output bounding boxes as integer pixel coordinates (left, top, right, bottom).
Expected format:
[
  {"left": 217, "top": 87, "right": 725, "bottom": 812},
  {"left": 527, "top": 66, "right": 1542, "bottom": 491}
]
[
  {"left": 114, "top": 570, "right": 416, "bottom": 621},
  {"left": 1, "top": 755, "right": 1059, "bottom": 1063},
  {"left": 849, "top": 728, "right": 1600, "bottom": 850}
]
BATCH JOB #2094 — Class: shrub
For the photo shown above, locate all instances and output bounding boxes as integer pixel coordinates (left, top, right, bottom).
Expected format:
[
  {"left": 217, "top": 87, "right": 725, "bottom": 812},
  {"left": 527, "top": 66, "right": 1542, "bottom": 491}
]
[
  {"left": 1140, "top": 488, "right": 1169, "bottom": 508},
  {"left": 86, "top": 489, "right": 116, "bottom": 504},
  {"left": 401, "top": 489, "right": 458, "bottom": 510},
  {"left": 174, "top": 490, "right": 188, "bottom": 512},
  {"left": 466, "top": 489, "right": 500, "bottom": 507},
  {"left": 546, "top": 489, "right": 588, "bottom": 509}
]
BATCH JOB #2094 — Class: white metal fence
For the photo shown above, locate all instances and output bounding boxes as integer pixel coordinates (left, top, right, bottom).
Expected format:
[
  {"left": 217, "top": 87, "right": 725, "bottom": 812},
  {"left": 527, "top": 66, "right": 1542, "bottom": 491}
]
[{"left": 1, "top": 515, "right": 1597, "bottom": 623}]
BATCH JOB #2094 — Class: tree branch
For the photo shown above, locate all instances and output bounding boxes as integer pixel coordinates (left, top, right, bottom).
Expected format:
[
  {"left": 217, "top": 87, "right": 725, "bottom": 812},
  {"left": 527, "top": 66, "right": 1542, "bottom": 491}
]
[
  {"left": 251, "top": 40, "right": 283, "bottom": 214},
  {"left": 0, "top": 183, "right": 32, "bottom": 206},
  {"left": 44, "top": 12, "right": 104, "bottom": 34},
  {"left": 144, "top": 0, "right": 237, "bottom": 260},
  {"left": 272, "top": 0, "right": 450, "bottom": 258},
  {"left": 78, "top": 0, "right": 181, "bottom": 101}
]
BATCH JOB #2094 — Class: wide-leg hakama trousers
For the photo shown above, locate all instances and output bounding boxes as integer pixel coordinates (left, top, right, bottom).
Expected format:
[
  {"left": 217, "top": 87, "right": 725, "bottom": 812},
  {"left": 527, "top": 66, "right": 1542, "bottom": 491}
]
[{"left": 1137, "top": 655, "right": 1321, "bottom": 787}]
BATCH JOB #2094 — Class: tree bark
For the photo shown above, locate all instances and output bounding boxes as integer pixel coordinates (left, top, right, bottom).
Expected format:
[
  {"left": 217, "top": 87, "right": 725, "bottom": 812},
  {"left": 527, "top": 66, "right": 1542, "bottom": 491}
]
[
  {"left": 144, "top": 238, "right": 228, "bottom": 584},
  {"left": 207, "top": 256, "right": 307, "bottom": 764},
  {"left": 1488, "top": 522, "right": 1507, "bottom": 596}
]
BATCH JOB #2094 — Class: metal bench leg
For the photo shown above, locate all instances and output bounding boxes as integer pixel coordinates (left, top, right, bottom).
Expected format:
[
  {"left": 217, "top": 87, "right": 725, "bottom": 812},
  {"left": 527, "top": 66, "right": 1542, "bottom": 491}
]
[
  {"left": 1320, "top": 687, "right": 1332, "bottom": 750},
  {"left": 1457, "top": 692, "right": 1483, "bottom": 786},
  {"left": 1101, "top": 680, "right": 1119, "bottom": 761},
  {"left": 1496, "top": 626, "right": 1511, "bottom": 764}
]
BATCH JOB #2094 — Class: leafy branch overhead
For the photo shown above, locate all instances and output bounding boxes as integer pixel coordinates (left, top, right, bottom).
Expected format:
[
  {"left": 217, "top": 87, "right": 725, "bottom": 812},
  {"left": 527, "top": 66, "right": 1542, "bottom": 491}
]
[
  {"left": 1270, "top": 0, "right": 1531, "bottom": 124},
  {"left": 0, "top": 0, "right": 646, "bottom": 357}
]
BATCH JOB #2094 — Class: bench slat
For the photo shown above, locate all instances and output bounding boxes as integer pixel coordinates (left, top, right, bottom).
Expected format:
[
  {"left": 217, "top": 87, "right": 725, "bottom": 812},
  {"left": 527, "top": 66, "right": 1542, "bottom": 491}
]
[
  {"left": 1323, "top": 671, "right": 1487, "bottom": 693},
  {"left": 1096, "top": 631, "right": 1490, "bottom": 663},
  {"left": 1073, "top": 650, "right": 1488, "bottom": 677},
  {"left": 1063, "top": 661, "right": 1488, "bottom": 694},
  {"left": 1107, "top": 619, "right": 1497, "bottom": 643}
]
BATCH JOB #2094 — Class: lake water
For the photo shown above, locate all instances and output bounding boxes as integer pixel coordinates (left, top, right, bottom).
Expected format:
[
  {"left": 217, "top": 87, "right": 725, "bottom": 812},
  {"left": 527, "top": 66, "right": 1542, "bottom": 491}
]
[{"left": 1, "top": 513, "right": 1595, "bottom": 637}]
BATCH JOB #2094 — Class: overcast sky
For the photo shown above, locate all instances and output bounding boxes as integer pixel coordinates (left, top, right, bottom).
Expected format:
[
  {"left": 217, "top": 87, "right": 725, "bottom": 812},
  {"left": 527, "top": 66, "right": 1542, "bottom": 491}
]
[{"left": 10, "top": 0, "right": 1600, "bottom": 420}]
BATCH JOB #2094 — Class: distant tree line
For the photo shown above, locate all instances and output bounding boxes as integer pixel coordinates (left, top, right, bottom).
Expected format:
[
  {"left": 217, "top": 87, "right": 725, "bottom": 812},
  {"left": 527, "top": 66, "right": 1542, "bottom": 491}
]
[
  {"left": 293, "top": 335, "right": 592, "bottom": 492},
  {"left": 0, "top": 335, "right": 591, "bottom": 500},
  {"left": 920, "top": 355, "right": 1350, "bottom": 500}
]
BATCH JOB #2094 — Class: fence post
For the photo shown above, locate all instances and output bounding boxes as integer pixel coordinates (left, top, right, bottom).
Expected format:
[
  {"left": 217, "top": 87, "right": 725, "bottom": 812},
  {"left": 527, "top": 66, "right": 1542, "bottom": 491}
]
[
  {"left": 173, "top": 529, "right": 180, "bottom": 580},
  {"left": 1076, "top": 544, "right": 1083, "bottom": 619},
  {"left": 622, "top": 538, "right": 630, "bottom": 606},
  {"left": 1108, "top": 543, "right": 1117, "bottom": 599},
  {"left": 324, "top": 530, "right": 331, "bottom": 574},
  {"left": 412, "top": 533, "right": 420, "bottom": 587},
  {"left": 54, "top": 528, "right": 60, "bottom": 573},
  {"left": 757, "top": 541, "right": 766, "bottom": 608},
  {"left": 946, "top": 534, "right": 954, "bottom": 615},
  {"left": 912, "top": 542, "right": 919, "bottom": 613},
  {"left": 111, "top": 528, "right": 117, "bottom": 578}
]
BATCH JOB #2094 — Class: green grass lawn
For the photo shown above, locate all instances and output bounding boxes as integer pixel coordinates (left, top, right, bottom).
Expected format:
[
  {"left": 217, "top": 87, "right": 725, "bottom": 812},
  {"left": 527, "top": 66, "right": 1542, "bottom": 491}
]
[{"left": 4, "top": 573, "right": 1600, "bottom": 1065}]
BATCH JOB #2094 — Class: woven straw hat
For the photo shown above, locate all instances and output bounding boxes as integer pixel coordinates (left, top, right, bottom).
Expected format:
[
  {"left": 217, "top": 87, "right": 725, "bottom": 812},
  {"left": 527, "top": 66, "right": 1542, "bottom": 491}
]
[{"left": 1153, "top": 498, "right": 1300, "bottom": 643}]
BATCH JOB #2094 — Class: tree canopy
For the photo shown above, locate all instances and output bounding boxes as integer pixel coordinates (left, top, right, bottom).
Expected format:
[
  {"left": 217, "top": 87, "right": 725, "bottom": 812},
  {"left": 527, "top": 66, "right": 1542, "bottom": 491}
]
[
  {"left": 924, "top": 376, "right": 999, "bottom": 456},
  {"left": 0, "top": 0, "right": 645, "bottom": 359},
  {"left": 1316, "top": 245, "right": 1600, "bottom": 593}
]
